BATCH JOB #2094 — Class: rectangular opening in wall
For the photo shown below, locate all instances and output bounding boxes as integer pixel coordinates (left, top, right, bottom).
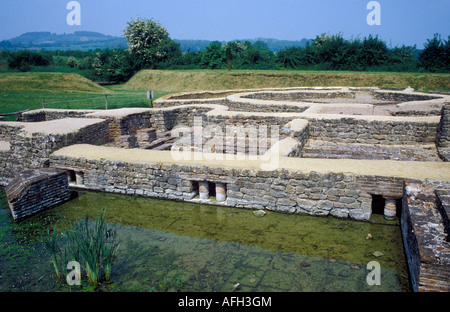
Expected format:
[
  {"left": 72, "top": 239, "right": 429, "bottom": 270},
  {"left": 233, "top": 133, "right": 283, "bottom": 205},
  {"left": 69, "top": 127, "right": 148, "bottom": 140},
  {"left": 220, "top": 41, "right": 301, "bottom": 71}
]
[
  {"left": 208, "top": 182, "right": 216, "bottom": 198},
  {"left": 371, "top": 195, "right": 385, "bottom": 216},
  {"left": 192, "top": 181, "right": 199, "bottom": 197},
  {"left": 67, "top": 170, "right": 76, "bottom": 184}
]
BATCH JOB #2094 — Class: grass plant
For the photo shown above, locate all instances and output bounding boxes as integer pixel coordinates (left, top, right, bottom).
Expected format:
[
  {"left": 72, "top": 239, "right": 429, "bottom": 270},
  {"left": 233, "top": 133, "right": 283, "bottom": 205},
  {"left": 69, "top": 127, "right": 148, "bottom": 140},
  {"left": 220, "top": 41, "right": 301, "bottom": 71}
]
[{"left": 43, "top": 209, "right": 119, "bottom": 287}]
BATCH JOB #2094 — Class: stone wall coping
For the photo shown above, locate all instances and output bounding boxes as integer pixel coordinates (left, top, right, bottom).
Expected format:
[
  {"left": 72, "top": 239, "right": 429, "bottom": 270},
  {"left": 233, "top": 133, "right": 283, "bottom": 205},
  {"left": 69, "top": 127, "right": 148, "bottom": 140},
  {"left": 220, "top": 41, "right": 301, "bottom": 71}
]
[
  {"left": 86, "top": 107, "right": 152, "bottom": 118},
  {"left": 0, "top": 121, "right": 27, "bottom": 128},
  {"left": 18, "top": 118, "right": 107, "bottom": 137},
  {"left": 154, "top": 103, "right": 226, "bottom": 112},
  {"left": 266, "top": 137, "right": 301, "bottom": 157},
  {"left": 5, "top": 168, "right": 67, "bottom": 202},
  {"left": 284, "top": 119, "right": 309, "bottom": 131},
  {"left": 51, "top": 144, "right": 450, "bottom": 182}
]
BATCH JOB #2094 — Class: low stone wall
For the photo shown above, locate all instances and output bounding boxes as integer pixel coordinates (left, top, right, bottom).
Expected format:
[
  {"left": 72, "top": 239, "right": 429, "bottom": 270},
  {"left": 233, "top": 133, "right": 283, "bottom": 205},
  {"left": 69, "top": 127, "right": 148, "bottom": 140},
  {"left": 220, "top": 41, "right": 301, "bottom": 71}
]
[
  {"left": 225, "top": 97, "right": 310, "bottom": 113},
  {"left": 17, "top": 109, "right": 97, "bottom": 122},
  {"left": 439, "top": 104, "right": 450, "bottom": 138},
  {"left": 305, "top": 115, "right": 439, "bottom": 145},
  {"left": 48, "top": 145, "right": 442, "bottom": 222},
  {"left": 373, "top": 90, "right": 441, "bottom": 102},
  {"left": 151, "top": 106, "right": 215, "bottom": 135},
  {"left": 49, "top": 152, "right": 367, "bottom": 220},
  {"left": 155, "top": 98, "right": 226, "bottom": 108},
  {"left": 241, "top": 90, "right": 354, "bottom": 101},
  {"left": 0, "top": 123, "right": 25, "bottom": 141},
  {"left": 0, "top": 118, "right": 109, "bottom": 186},
  {"left": 88, "top": 109, "right": 152, "bottom": 142},
  {"left": 5, "top": 168, "right": 70, "bottom": 221}
]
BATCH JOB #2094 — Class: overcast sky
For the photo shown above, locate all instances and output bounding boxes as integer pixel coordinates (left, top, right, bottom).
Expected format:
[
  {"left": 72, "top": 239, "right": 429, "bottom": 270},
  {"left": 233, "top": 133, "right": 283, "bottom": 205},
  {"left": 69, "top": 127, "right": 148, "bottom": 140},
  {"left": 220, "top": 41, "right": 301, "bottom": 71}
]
[{"left": 0, "top": 0, "right": 449, "bottom": 48}]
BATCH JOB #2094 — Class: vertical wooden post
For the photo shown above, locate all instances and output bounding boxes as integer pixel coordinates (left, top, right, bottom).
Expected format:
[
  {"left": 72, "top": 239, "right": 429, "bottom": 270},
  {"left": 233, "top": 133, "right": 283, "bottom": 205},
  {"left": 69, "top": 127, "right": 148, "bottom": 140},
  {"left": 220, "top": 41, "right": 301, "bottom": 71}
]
[
  {"left": 42, "top": 101, "right": 46, "bottom": 109},
  {"left": 105, "top": 95, "right": 108, "bottom": 110}
]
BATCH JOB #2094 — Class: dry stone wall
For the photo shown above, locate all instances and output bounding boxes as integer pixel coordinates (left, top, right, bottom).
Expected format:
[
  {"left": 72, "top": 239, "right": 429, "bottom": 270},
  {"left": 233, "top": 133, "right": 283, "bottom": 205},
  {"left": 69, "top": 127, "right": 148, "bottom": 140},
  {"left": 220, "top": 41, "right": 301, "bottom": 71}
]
[
  {"left": 437, "top": 104, "right": 450, "bottom": 161},
  {"left": 306, "top": 116, "right": 439, "bottom": 145},
  {"left": 17, "top": 109, "right": 97, "bottom": 122},
  {"left": 49, "top": 151, "right": 415, "bottom": 222},
  {"left": 0, "top": 119, "right": 109, "bottom": 186}
]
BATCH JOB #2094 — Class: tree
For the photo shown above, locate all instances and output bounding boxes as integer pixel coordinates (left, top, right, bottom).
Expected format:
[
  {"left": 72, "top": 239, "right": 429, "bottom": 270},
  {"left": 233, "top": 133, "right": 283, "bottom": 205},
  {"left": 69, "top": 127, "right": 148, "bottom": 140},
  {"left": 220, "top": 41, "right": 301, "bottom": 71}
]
[
  {"left": 66, "top": 56, "right": 79, "bottom": 68},
  {"left": 7, "top": 50, "right": 52, "bottom": 72},
  {"left": 123, "top": 18, "right": 180, "bottom": 70},
  {"left": 92, "top": 49, "right": 136, "bottom": 83},
  {"left": 358, "top": 35, "right": 390, "bottom": 69},
  {"left": 225, "top": 45, "right": 233, "bottom": 71},
  {"left": 419, "top": 33, "right": 448, "bottom": 72},
  {"left": 389, "top": 45, "right": 418, "bottom": 72},
  {"left": 200, "top": 41, "right": 225, "bottom": 69}
]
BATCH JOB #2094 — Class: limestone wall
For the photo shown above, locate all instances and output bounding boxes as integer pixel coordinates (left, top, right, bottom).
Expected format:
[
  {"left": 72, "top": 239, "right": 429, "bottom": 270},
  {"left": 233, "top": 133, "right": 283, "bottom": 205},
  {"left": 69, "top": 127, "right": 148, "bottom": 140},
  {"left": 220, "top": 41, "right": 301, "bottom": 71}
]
[
  {"left": 240, "top": 90, "right": 354, "bottom": 101},
  {"left": 373, "top": 91, "right": 441, "bottom": 102},
  {"left": 0, "top": 118, "right": 109, "bottom": 186},
  {"left": 437, "top": 104, "right": 450, "bottom": 148},
  {"left": 17, "top": 109, "right": 97, "bottom": 122},
  {"left": 48, "top": 146, "right": 430, "bottom": 222},
  {"left": 305, "top": 116, "right": 439, "bottom": 145},
  {"left": 0, "top": 123, "right": 25, "bottom": 141}
]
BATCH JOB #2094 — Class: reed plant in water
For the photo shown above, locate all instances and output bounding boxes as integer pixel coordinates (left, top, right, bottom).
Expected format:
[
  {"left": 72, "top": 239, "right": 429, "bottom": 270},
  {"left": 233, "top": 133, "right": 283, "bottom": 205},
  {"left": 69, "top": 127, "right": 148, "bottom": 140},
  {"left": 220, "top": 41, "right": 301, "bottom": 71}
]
[
  {"left": 43, "top": 227, "right": 62, "bottom": 281},
  {"left": 44, "top": 209, "right": 119, "bottom": 287}
]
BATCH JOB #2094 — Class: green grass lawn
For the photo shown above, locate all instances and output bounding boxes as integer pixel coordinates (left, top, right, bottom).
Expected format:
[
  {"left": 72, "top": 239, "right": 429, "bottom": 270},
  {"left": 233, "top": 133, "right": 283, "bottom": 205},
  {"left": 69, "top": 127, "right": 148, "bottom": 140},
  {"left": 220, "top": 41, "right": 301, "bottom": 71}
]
[
  {"left": 0, "top": 72, "right": 174, "bottom": 120},
  {"left": 0, "top": 89, "right": 172, "bottom": 121}
]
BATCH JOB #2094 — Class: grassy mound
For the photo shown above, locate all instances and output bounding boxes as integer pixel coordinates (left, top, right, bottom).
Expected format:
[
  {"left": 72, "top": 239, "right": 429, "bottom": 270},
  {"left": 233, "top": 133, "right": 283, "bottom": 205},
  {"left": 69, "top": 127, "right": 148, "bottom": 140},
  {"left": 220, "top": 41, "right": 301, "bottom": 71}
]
[
  {"left": 0, "top": 72, "right": 111, "bottom": 94},
  {"left": 124, "top": 70, "right": 450, "bottom": 92}
]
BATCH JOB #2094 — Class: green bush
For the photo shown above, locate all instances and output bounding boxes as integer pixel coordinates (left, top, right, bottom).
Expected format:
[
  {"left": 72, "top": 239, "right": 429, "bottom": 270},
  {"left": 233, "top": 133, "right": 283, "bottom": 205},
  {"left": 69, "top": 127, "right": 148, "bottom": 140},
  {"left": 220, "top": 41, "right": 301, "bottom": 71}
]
[{"left": 7, "top": 50, "right": 52, "bottom": 72}]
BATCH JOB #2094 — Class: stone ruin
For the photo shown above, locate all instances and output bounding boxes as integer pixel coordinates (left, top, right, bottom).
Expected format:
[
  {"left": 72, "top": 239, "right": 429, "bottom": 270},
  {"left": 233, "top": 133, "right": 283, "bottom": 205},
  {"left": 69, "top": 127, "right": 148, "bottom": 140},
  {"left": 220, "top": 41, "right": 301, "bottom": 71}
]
[{"left": 0, "top": 86, "right": 449, "bottom": 291}]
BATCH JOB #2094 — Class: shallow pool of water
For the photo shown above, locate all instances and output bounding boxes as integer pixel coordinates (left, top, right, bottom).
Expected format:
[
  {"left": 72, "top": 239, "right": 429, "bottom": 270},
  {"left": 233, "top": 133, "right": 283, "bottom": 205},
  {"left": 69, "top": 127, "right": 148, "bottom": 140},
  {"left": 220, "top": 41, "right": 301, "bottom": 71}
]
[{"left": 0, "top": 189, "right": 411, "bottom": 292}]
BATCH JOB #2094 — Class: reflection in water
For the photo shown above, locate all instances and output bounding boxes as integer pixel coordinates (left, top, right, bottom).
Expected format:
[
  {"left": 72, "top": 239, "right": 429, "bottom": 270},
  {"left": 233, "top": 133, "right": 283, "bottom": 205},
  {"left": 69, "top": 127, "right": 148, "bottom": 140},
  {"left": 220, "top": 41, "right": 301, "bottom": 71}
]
[{"left": 0, "top": 190, "right": 411, "bottom": 292}]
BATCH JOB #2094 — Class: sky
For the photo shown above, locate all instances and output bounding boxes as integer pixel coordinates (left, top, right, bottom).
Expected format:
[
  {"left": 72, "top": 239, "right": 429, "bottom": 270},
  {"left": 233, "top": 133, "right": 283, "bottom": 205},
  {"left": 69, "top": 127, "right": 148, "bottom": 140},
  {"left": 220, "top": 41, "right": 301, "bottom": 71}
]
[{"left": 0, "top": 0, "right": 449, "bottom": 48}]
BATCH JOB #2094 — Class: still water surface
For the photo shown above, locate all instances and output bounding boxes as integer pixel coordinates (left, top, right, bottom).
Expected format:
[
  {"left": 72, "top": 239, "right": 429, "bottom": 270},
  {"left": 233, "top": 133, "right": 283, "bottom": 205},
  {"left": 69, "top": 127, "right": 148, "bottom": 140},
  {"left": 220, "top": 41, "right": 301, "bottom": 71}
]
[{"left": 0, "top": 190, "right": 411, "bottom": 292}]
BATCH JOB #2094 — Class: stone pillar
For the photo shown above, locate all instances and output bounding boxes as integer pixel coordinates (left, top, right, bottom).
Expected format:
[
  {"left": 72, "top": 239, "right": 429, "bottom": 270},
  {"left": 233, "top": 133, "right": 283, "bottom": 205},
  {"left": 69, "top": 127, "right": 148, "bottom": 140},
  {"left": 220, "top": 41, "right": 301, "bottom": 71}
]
[
  {"left": 216, "top": 183, "right": 227, "bottom": 202},
  {"left": 199, "top": 181, "right": 209, "bottom": 200},
  {"left": 384, "top": 197, "right": 397, "bottom": 220},
  {"left": 75, "top": 171, "right": 84, "bottom": 185}
]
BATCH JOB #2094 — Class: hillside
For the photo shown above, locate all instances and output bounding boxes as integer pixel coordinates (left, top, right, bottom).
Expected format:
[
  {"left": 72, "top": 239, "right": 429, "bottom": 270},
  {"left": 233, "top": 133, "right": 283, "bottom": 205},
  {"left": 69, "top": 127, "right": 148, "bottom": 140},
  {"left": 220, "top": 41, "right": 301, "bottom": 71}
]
[
  {"left": 0, "top": 31, "right": 127, "bottom": 51},
  {"left": 124, "top": 70, "right": 450, "bottom": 93},
  {"left": 0, "top": 72, "right": 111, "bottom": 93}
]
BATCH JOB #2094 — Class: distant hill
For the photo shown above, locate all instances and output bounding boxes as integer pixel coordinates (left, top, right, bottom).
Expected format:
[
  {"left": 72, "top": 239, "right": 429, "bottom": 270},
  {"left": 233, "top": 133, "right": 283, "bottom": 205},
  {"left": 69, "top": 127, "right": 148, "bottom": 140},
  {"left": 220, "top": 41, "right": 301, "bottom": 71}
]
[
  {"left": 0, "top": 31, "right": 312, "bottom": 53},
  {"left": 0, "top": 31, "right": 128, "bottom": 51}
]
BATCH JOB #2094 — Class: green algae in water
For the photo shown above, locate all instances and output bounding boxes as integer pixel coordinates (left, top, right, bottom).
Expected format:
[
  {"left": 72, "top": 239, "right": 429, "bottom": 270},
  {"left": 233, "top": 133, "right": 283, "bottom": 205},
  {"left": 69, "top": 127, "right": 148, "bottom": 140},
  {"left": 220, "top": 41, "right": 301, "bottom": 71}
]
[{"left": 0, "top": 190, "right": 412, "bottom": 292}]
